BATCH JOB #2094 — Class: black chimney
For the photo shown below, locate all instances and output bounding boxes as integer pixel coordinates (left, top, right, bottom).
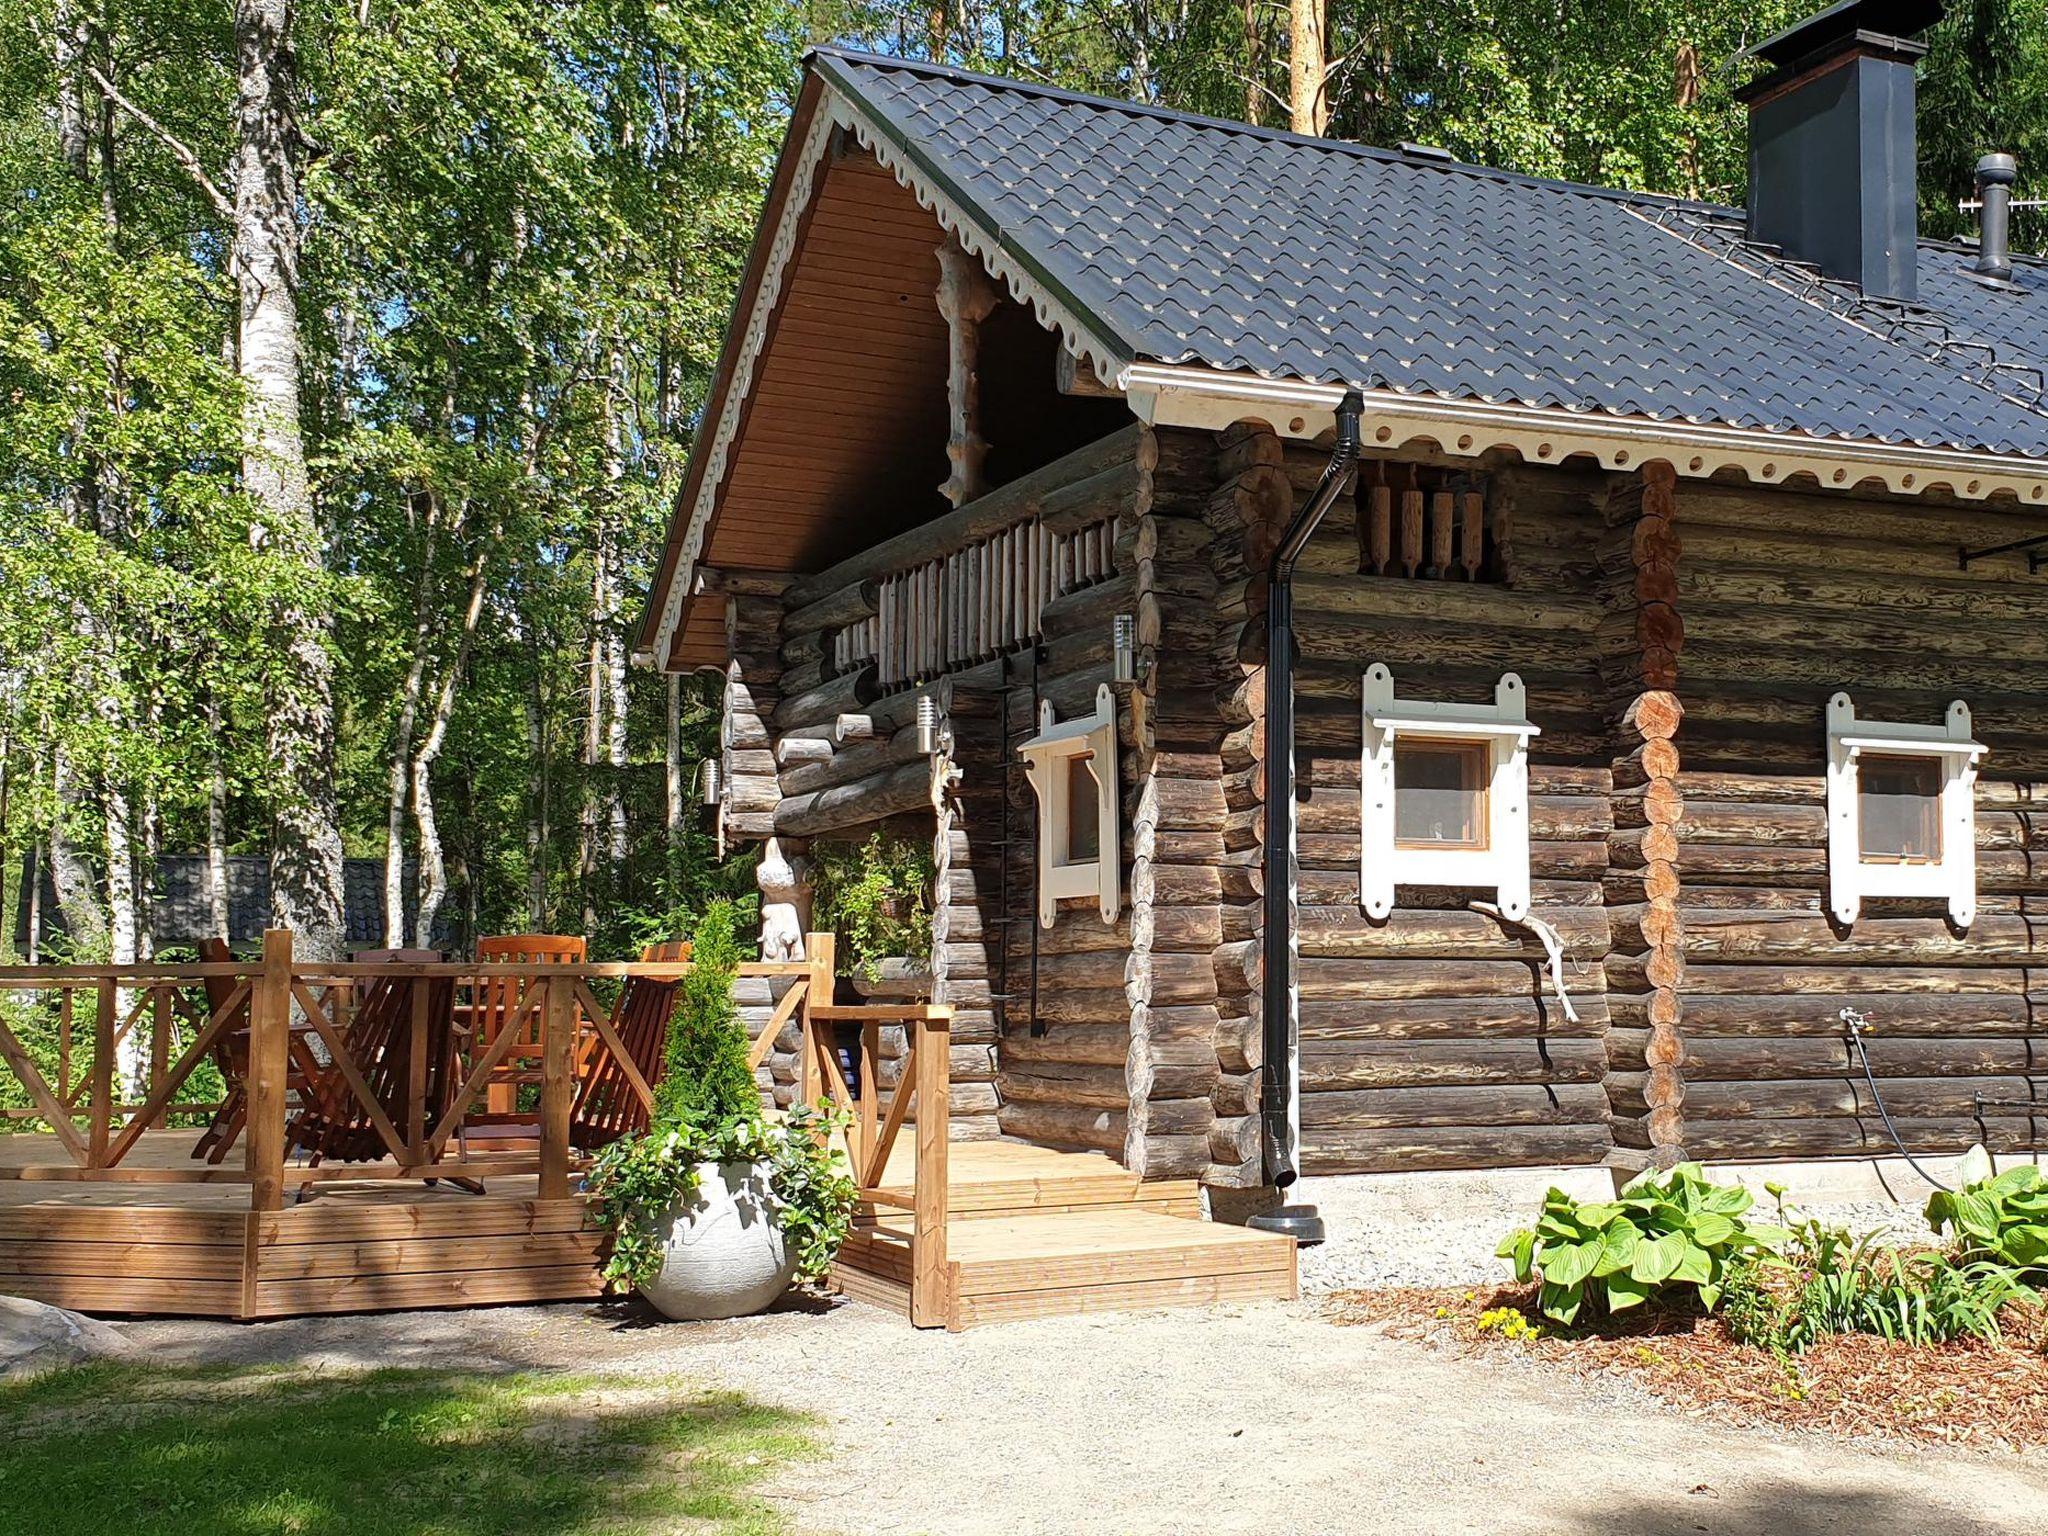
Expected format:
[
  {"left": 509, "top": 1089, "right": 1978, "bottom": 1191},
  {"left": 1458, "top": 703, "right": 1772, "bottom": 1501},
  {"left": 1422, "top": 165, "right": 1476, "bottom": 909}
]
[{"left": 1737, "top": 0, "right": 1945, "bottom": 302}]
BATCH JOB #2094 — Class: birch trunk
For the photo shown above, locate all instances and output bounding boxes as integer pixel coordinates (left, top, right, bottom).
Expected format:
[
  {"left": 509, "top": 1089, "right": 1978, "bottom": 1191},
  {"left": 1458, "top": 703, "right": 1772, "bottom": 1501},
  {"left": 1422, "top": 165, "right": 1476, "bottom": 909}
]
[
  {"left": 1289, "top": 0, "right": 1329, "bottom": 135},
  {"left": 48, "top": 745, "right": 107, "bottom": 951},
  {"left": 665, "top": 672, "right": 684, "bottom": 872},
  {"left": 206, "top": 710, "right": 230, "bottom": 941},
  {"left": 382, "top": 516, "right": 441, "bottom": 946},
  {"left": 235, "top": 0, "right": 345, "bottom": 958},
  {"left": 412, "top": 546, "right": 491, "bottom": 948}
]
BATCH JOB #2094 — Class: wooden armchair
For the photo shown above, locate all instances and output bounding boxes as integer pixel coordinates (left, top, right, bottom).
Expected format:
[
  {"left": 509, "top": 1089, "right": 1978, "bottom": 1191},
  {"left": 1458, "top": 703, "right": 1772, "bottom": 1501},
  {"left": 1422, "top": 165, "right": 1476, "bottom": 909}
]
[
  {"left": 469, "top": 934, "right": 588, "bottom": 1113},
  {"left": 570, "top": 941, "right": 690, "bottom": 1151},
  {"left": 284, "top": 949, "right": 459, "bottom": 1166},
  {"left": 189, "top": 936, "right": 323, "bottom": 1165}
]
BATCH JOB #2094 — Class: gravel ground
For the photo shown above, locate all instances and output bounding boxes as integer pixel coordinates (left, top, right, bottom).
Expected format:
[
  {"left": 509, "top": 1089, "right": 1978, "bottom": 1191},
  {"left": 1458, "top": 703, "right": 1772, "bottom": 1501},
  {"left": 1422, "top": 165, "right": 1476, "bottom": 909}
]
[
  {"left": 120, "top": 1293, "right": 2046, "bottom": 1536},
  {"left": 1294, "top": 1170, "right": 1939, "bottom": 1295}
]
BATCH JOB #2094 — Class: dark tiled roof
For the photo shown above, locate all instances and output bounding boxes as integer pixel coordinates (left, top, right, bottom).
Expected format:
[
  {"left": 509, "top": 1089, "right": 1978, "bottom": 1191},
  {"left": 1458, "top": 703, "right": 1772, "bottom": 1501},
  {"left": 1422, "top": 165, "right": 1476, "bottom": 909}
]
[{"left": 815, "top": 49, "right": 2048, "bottom": 461}]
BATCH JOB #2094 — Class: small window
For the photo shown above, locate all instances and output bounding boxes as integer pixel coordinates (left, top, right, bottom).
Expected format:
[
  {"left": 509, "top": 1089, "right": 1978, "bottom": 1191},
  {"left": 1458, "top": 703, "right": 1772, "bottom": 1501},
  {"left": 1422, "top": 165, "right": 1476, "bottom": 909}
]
[
  {"left": 1361, "top": 668, "right": 1536, "bottom": 922},
  {"left": 1062, "top": 754, "right": 1100, "bottom": 865},
  {"left": 1017, "top": 685, "right": 1120, "bottom": 928},
  {"left": 1394, "top": 740, "right": 1489, "bottom": 850},
  {"left": 1857, "top": 754, "right": 1942, "bottom": 864},
  {"left": 1825, "top": 692, "right": 1984, "bottom": 927}
]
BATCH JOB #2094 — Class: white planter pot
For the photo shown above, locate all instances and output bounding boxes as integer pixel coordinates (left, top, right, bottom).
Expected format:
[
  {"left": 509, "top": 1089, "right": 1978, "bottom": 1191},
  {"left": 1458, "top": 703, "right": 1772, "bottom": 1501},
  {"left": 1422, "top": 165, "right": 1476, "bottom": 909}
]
[{"left": 637, "top": 1158, "right": 796, "bottom": 1321}]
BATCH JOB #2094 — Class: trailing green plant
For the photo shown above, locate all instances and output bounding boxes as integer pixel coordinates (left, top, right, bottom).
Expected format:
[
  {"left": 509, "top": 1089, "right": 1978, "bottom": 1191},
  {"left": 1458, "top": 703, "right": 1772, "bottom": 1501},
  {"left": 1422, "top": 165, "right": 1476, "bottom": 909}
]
[
  {"left": 587, "top": 1104, "right": 855, "bottom": 1292},
  {"left": 1497, "top": 1163, "right": 1789, "bottom": 1324},
  {"left": 1925, "top": 1146, "right": 2048, "bottom": 1272},
  {"left": 811, "top": 833, "right": 934, "bottom": 983},
  {"left": 585, "top": 901, "right": 858, "bottom": 1297}
]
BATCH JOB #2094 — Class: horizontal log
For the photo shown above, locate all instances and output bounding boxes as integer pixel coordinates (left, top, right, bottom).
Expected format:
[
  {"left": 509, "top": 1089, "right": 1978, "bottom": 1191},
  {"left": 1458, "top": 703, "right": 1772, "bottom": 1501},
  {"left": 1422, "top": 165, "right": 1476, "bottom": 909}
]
[
  {"left": 783, "top": 423, "right": 1152, "bottom": 608},
  {"left": 1680, "top": 911, "right": 2048, "bottom": 966},
  {"left": 996, "top": 1099, "right": 1127, "bottom": 1154},
  {"left": 779, "top": 723, "right": 924, "bottom": 797},
  {"left": 1299, "top": 956, "right": 1605, "bottom": 1002},
  {"left": 1672, "top": 990, "right": 2047, "bottom": 1038},
  {"left": 1302, "top": 1123, "right": 1613, "bottom": 1175},
  {"left": 1295, "top": 906, "right": 1612, "bottom": 962},
  {"left": 1300, "top": 1038, "right": 1607, "bottom": 1090},
  {"left": 771, "top": 666, "right": 880, "bottom": 731},
  {"left": 775, "top": 758, "right": 930, "bottom": 836},
  {"left": 1299, "top": 994, "right": 1607, "bottom": 1041},
  {"left": 1683, "top": 1075, "right": 2047, "bottom": 1121},
  {"left": 784, "top": 579, "right": 879, "bottom": 638},
  {"left": 1679, "top": 1116, "right": 2043, "bottom": 1161},
  {"left": 1681, "top": 1034, "right": 2048, "bottom": 1080},
  {"left": 1297, "top": 1082, "right": 1611, "bottom": 1129}
]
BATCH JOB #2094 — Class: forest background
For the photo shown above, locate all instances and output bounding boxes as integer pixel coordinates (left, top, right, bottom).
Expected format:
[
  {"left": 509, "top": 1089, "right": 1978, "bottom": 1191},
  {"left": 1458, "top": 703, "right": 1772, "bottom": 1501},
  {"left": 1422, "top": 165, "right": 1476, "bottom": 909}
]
[{"left": 2, "top": 0, "right": 2041, "bottom": 990}]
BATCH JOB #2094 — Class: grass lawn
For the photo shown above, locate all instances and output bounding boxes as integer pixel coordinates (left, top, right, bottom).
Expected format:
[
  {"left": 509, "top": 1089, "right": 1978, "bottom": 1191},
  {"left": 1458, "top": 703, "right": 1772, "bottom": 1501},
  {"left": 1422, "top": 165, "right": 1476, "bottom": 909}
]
[{"left": 0, "top": 1363, "right": 823, "bottom": 1535}]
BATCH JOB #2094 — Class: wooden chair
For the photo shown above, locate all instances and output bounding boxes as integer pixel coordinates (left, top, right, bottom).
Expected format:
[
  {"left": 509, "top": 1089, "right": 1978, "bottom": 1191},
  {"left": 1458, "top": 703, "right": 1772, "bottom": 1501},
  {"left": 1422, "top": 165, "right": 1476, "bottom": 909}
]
[
  {"left": 469, "top": 934, "right": 588, "bottom": 1113},
  {"left": 285, "top": 949, "right": 459, "bottom": 1167},
  {"left": 570, "top": 941, "right": 690, "bottom": 1151},
  {"left": 189, "top": 937, "right": 323, "bottom": 1164}
]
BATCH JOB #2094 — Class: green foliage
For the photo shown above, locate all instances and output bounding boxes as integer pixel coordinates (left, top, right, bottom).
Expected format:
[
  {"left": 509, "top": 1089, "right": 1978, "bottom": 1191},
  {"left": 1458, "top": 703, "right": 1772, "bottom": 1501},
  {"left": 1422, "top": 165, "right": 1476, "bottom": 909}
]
[
  {"left": 1497, "top": 1163, "right": 1789, "bottom": 1324},
  {"left": 812, "top": 833, "right": 934, "bottom": 982},
  {"left": 651, "top": 900, "right": 757, "bottom": 1127},
  {"left": 0, "top": 1364, "right": 819, "bottom": 1536},
  {"left": 1724, "top": 1212, "right": 2037, "bottom": 1354},
  {"left": 588, "top": 903, "right": 857, "bottom": 1294},
  {"left": 1925, "top": 1147, "right": 2048, "bottom": 1272}
]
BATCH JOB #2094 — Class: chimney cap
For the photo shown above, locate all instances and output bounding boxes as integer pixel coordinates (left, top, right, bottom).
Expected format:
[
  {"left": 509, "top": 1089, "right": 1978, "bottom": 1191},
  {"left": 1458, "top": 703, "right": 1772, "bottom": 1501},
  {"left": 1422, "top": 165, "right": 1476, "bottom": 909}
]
[
  {"left": 1977, "top": 152, "right": 2019, "bottom": 184},
  {"left": 1748, "top": 0, "right": 1945, "bottom": 70}
]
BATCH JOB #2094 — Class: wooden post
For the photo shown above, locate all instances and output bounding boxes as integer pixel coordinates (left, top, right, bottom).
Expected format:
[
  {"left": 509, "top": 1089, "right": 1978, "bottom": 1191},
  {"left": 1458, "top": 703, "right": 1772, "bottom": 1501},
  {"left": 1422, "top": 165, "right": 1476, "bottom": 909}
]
[
  {"left": 539, "top": 973, "right": 575, "bottom": 1199},
  {"left": 246, "top": 928, "right": 292, "bottom": 1213},
  {"left": 87, "top": 979, "right": 114, "bottom": 1167},
  {"left": 858, "top": 1018, "right": 880, "bottom": 1181},
  {"left": 800, "top": 931, "right": 834, "bottom": 1110},
  {"left": 935, "top": 238, "right": 999, "bottom": 508},
  {"left": 150, "top": 986, "right": 171, "bottom": 1128},
  {"left": 407, "top": 977, "right": 429, "bottom": 1161},
  {"left": 910, "top": 1006, "right": 952, "bottom": 1328}
]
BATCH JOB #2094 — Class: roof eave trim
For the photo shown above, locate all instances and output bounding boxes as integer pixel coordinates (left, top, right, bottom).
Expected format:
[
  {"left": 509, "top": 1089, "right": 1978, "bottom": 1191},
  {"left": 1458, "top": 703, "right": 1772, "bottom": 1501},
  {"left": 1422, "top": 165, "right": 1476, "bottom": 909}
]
[{"left": 1124, "top": 363, "right": 2048, "bottom": 505}]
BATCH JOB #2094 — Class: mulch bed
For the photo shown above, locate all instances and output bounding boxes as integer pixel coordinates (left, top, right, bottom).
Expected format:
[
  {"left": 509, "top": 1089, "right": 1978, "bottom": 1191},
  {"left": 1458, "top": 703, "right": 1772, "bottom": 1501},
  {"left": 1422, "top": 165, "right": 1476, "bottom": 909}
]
[{"left": 1332, "top": 1284, "right": 2048, "bottom": 1452}]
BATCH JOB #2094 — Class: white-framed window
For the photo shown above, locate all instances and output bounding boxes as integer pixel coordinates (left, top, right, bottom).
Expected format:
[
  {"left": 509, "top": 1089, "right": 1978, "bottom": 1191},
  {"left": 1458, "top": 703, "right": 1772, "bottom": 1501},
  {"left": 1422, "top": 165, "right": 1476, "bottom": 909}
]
[
  {"left": 1018, "top": 683, "right": 1119, "bottom": 928},
  {"left": 1362, "top": 666, "right": 1537, "bottom": 921},
  {"left": 1825, "top": 692, "right": 1985, "bottom": 927}
]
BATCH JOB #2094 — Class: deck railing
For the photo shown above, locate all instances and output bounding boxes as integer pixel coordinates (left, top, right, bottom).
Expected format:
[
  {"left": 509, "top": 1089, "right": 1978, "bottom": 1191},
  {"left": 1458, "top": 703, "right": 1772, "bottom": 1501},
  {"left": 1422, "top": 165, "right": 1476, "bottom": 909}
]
[{"left": 0, "top": 929, "right": 953, "bottom": 1316}]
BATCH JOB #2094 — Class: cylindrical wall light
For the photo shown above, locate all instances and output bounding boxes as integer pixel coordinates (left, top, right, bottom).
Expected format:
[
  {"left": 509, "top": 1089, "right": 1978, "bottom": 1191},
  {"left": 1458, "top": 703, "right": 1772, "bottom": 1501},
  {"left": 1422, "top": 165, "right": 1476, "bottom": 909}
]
[
  {"left": 1112, "top": 613, "right": 1137, "bottom": 684},
  {"left": 697, "top": 758, "right": 721, "bottom": 807},
  {"left": 917, "top": 693, "right": 939, "bottom": 755}
]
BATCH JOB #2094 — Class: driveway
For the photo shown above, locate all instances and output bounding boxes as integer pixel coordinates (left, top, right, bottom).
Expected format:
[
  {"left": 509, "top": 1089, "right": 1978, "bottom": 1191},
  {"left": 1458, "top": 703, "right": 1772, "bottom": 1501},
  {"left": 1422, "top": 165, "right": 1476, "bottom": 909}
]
[{"left": 121, "top": 1292, "right": 2044, "bottom": 1536}]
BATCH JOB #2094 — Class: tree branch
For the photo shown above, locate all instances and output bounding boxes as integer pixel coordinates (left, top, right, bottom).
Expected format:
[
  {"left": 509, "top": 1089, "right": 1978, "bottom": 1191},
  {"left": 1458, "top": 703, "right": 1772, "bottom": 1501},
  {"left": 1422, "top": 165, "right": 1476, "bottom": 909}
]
[{"left": 79, "top": 59, "right": 233, "bottom": 221}]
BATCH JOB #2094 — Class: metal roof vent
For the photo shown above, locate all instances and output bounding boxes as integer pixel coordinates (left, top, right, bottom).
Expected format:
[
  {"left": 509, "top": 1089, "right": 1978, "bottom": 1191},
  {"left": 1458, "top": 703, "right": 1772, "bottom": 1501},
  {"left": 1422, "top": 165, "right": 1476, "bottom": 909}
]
[
  {"left": 1735, "top": 0, "right": 1945, "bottom": 302},
  {"left": 1971, "top": 153, "right": 2019, "bottom": 280}
]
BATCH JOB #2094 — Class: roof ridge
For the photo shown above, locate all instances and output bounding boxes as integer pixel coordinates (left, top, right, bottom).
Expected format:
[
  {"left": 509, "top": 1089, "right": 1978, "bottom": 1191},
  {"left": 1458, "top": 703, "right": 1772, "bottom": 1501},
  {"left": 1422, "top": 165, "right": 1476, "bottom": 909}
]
[{"left": 808, "top": 45, "right": 1740, "bottom": 218}]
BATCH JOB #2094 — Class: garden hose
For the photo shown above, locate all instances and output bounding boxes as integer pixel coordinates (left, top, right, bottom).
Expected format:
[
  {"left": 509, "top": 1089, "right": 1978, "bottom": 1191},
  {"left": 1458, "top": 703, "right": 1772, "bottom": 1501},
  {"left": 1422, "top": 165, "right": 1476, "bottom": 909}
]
[{"left": 1838, "top": 1007, "right": 1952, "bottom": 1192}]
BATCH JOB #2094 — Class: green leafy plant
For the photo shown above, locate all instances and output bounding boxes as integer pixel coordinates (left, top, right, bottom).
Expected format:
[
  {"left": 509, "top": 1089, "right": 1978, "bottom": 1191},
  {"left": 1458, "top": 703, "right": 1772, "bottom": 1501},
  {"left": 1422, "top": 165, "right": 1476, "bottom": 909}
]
[
  {"left": 1497, "top": 1163, "right": 1789, "bottom": 1324},
  {"left": 586, "top": 900, "right": 857, "bottom": 1297},
  {"left": 812, "top": 832, "right": 934, "bottom": 983},
  {"left": 1925, "top": 1146, "right": 2048, "bottom": 1272},
  {"left": 1724, "top": 1189, "right": 2040, "bottom": 1354}
]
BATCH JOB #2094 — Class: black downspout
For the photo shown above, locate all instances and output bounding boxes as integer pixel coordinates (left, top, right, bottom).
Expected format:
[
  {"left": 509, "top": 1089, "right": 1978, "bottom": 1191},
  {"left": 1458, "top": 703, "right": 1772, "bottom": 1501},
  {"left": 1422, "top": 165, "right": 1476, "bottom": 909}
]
[{"left": 1249, "top": 390, "right": 1363, "bottom": 1244}]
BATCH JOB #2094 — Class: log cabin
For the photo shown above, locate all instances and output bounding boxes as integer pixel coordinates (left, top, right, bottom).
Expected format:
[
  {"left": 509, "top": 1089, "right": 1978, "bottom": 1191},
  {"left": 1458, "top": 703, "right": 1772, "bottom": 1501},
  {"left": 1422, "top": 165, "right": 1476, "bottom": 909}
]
[{"left": 639, "top": 0, "right": 2048, "bottom": 1229}]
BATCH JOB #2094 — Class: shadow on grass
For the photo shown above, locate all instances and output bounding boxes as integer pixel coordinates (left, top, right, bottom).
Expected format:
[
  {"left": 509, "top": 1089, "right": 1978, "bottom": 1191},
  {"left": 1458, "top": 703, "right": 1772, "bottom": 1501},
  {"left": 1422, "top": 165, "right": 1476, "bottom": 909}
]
[{"left": 0, "top": 1363, "right": 821, "bottom": 1536}]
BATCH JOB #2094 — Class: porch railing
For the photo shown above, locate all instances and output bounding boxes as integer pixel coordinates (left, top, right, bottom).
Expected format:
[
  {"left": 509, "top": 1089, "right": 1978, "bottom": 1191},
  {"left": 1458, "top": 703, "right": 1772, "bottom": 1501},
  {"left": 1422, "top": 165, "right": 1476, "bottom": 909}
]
[{"left": 0, "top": 928, "right": 953, "bottom": 1320}]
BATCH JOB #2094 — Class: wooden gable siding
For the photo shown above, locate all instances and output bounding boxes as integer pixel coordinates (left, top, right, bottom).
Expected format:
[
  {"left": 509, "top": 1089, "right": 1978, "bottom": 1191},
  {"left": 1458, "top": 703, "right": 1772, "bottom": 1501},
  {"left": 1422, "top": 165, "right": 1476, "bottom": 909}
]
[{"left": 672, "top": 145, "right": 953, "bottom": 667}]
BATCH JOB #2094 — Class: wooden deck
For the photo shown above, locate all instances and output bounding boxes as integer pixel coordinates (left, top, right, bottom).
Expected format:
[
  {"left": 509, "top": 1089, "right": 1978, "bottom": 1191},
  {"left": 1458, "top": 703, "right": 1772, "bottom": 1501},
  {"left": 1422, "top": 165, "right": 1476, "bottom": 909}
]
[
  {"left": 832, "top": 1140, "right": 1297, "bottom": 1330},
  {"left": 2, "top": 1131, "right": 1295, "bottom": 1327},
  {"left": 0, "top": 1130, "right": 603, "bottom": 1318}
]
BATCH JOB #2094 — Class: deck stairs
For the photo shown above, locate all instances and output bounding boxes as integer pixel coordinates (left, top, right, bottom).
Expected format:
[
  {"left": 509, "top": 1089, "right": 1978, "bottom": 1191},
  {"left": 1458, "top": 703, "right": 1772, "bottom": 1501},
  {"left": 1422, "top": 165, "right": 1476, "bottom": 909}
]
[{"left": 829, "top": 1140, "right": 1298, "bottom": 1329}]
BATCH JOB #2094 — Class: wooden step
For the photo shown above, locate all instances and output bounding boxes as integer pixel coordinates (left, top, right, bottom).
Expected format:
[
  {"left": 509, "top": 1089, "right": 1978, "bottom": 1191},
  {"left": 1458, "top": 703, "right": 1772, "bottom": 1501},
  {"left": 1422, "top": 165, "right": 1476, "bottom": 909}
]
[
  {"left": 832, "top": 1208, "right": 1297, "bottom": 1330},
  {"left": 861, "top": 1139, "right": 1202, "bottom": 1221}
]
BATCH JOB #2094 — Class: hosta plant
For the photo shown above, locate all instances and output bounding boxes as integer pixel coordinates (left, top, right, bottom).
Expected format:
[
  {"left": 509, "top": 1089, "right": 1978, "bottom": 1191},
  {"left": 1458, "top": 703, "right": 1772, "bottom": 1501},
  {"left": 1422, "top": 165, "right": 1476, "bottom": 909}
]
[
  {"left": 1497, "top": 1163, "right": 1789, "bottom": 1324},
  {"left": 1924, "top": 1147, "right": 2048, "bottom": 1272}
]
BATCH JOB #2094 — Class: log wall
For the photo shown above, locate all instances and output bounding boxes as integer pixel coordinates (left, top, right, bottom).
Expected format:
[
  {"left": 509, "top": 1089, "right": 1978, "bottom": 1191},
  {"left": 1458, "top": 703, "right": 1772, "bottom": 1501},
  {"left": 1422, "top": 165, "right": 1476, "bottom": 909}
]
[
  {"left": 1658, "top": 479, "right": 2048, "bottom": 1161},
  {"left": 1262, "top": 448, "right": 1619, "bottom": 1173}
]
